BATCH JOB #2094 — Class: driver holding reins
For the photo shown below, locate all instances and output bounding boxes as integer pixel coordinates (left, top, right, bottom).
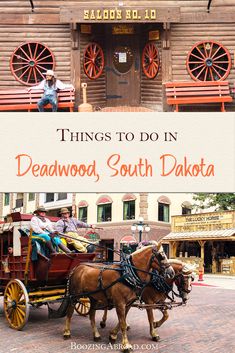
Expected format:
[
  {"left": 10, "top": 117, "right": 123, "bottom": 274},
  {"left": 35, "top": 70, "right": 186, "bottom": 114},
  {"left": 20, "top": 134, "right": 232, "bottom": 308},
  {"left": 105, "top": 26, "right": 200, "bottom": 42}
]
[{"left": 55, "top": 208, "right": 96, "bottom": 253}]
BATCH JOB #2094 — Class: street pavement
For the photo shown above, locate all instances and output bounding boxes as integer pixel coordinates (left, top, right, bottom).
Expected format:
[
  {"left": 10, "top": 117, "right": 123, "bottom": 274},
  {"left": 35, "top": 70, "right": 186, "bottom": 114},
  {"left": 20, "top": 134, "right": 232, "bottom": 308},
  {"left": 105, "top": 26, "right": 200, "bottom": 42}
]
[
  {"left": 193, "top": 273, "right": 235, "bottom": 290},
  {"left": 0, "top": 276, "right": 234, "bottom": 353}
]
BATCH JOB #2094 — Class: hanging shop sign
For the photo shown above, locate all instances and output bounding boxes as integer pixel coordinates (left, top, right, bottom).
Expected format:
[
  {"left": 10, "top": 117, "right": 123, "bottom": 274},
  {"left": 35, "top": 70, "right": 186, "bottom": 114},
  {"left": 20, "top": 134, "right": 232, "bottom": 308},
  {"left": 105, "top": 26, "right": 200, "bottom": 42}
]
[
  {"left": 80, "top": 24, "right": 92, "bottom": 34},
  {"left": 149, "top": 30, "right": 160, "bottom": 41},
  {"left": 112, "top": 25, "right": 134, "bottom": 35},
  {"left": 172, "top": 211, "right": 235, "bottom": 232},
  {"left": 60, "top": 6, "right": 180, "bottom": 23}
]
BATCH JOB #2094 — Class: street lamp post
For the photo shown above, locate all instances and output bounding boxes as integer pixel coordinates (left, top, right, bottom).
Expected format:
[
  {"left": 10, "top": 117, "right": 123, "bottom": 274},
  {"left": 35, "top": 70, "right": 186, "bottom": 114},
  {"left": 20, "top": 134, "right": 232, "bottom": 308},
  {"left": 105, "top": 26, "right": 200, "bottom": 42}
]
[{"left": 131, "top": 217, "right": 150, "bottom": 243}]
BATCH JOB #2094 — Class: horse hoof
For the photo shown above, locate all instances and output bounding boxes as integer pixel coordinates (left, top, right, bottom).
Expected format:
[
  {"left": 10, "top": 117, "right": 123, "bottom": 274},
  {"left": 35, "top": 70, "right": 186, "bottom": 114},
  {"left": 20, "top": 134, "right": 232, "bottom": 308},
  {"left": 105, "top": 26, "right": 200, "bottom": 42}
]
[
  {"left": 94, "top": 336, "right": 101, "bottom": 342},
  {"left": 100, "top": 321, "right": 106, "bottom": 328},
  {"left": 109, "top": 336, "right": 116, "bottom": 344},
  {"left": 63, "top": 334, "right": 71, "bottom": 340},
  {"left": 152, "top": 335, "right": 160, "bottom": 342}
]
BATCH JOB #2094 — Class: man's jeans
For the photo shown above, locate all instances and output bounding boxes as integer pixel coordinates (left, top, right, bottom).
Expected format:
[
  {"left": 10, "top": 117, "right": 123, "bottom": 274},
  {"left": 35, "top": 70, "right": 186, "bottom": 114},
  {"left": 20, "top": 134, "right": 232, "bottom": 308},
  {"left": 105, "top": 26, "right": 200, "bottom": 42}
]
[{"left": 38, "top": 95, "right": 58, "bottom": 112}]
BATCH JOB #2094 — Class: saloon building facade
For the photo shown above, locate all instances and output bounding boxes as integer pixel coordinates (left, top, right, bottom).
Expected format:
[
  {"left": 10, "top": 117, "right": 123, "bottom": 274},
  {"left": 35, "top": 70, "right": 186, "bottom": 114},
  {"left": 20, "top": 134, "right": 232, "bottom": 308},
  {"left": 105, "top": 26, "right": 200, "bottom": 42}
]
[{"left": 1, "top": 1, "right": 235, "bottom": 111}]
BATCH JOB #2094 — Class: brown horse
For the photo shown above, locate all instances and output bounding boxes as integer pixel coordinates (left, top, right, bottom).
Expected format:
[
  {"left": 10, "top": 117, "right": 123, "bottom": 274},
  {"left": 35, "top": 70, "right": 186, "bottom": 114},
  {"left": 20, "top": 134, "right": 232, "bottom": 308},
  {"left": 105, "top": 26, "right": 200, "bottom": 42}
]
[
  {"left": 101, "top": 259, "right": 195, "bottom": 342},
  {"left": 63, "top": 243, "right": 174, "bottom": 352}
]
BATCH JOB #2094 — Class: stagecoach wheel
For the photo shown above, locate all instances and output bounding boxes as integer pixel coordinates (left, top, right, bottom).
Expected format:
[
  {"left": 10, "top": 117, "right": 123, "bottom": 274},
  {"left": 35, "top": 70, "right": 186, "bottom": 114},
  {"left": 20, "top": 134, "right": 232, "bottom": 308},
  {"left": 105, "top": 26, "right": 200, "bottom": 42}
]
[
  {"left": 186, "top": 40, "right": 231, "bottom": 81},
  {"left": 83, "top": 43, "right": 104, "bottom": 79},
  {"left": 142, "top": 42, "right": 160, "bottom": 79},
  {"left": 4, "top": 279, "right": 29, "bottom": 330},
  {"left": 75, "top": 297, "right": 91, "bottom": 316},
  {"left": 10, "top": 42, "right": 55, "bottom": 86}
]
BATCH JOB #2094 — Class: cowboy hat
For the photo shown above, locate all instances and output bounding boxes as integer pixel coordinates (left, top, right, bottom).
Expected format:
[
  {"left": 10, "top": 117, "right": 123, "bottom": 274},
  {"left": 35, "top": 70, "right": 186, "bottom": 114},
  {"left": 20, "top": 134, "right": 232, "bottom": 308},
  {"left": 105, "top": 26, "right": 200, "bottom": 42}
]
[
  {"left": 60, "top": 207, "right": 70, "bottom": 214},
  {"left": 34, "top": 206, "right": 48, "bottom": 213},
  {"left": 43, "top": 69, "right": 55, "bottom": 77}
]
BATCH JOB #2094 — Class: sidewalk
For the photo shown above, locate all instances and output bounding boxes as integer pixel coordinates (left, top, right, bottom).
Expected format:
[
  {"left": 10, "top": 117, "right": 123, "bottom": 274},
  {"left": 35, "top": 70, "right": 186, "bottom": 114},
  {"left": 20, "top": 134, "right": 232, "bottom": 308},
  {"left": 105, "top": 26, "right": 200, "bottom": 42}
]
[{"left": 193, "top": 273, "right": 235, "bottom": 290}]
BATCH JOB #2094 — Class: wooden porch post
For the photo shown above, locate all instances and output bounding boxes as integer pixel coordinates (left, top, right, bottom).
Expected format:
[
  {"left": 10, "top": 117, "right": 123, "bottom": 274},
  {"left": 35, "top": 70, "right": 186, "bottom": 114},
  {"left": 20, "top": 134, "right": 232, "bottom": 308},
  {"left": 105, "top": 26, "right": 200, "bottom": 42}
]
[
  {"left": 162, "top": 22, "right": 172, "bottom": 112},
  {"left": 71, "top": 23, "right": 81, "bottom": 110},
  {"left": 198, "top": 240, "right": 206, "bottom": 267},
  {"left": 171, "top": 241, "right": 178, "bottom": 258}
]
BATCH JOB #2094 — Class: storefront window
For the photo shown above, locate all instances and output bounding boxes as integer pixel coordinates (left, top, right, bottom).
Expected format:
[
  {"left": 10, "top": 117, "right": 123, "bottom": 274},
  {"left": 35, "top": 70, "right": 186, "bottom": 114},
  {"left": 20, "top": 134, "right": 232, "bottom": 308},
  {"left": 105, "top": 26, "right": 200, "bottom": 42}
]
[
  {"left": 15, "top": 193, "right": 23, "bottom": 208},
  {"left": 97, "top": 203, "right": 112, "bottom": 222},
  {"left": 45, "top": 193, "right": 54, "bottom": 203},
  {"left": 4, "top": 193, "right": 10, "bottom": 206},
  {"left": 57, "top": 193, "right": 67, "bottom": 201},
  {"left": 158, "top": 202, "right": 169, "bottom": 222},
  {"left": 28, "top": 193, "right": 35, "bottom": 202},
  {"left": 123, "top": 200, "right": 135, "bottom": 220},
  {"left": 182, "top": 206, "right": 191, "bottom": 215},
  {"left": 78, "top": 207, "right": 88, "bottom": 223},
  {"left": 181, "top": 201, "right": 192, "bottom": 215},
  {"left": 113, "top": 46, "right": 134, "bottom": 74}
]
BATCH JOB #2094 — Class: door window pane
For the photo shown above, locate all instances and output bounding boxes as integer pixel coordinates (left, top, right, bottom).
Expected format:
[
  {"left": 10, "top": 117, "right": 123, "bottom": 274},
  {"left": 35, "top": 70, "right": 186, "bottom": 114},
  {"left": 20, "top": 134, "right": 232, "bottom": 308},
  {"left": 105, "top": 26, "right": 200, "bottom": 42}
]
[{"left": 113, "top": 46, "right": 133, "bottom": 73}]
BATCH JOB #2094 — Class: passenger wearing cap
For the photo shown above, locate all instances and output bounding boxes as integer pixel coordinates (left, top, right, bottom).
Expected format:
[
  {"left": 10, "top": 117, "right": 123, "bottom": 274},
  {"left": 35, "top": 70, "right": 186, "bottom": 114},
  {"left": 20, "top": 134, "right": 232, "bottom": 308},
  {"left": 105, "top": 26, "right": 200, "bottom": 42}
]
[
  {"left": 30, "top": 206, "right": 72, "bottom": 254},
  {"left": 55, "top": 208, "right": 95, "bottom": 253},
  {"left": 28, "top": 69, "right": 74, "bottom": 112}
]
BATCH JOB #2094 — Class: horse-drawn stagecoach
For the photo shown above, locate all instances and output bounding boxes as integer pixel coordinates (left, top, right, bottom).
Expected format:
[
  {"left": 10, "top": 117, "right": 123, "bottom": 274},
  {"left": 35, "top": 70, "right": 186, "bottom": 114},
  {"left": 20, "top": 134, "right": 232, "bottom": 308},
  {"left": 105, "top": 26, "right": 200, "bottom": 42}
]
[
  {"left": 0, "top": 212, "right": 194, "bottom": 352},
  {"left": 0, "top": 213, "right": 96, "bottom": 330}
]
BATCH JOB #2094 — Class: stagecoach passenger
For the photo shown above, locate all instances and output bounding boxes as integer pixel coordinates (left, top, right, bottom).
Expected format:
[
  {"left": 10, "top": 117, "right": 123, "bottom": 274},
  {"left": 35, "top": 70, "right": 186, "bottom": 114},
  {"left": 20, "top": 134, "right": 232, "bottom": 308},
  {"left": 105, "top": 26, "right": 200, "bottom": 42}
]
[
  {"left": 55, "top": 208, "right": 95, "bottom": 253},
  {"left": 28, "top": 70, "right": 74, "bottom": 112},
  {"left": 30, "top": 206, "right": 72, "bottom": 254}
]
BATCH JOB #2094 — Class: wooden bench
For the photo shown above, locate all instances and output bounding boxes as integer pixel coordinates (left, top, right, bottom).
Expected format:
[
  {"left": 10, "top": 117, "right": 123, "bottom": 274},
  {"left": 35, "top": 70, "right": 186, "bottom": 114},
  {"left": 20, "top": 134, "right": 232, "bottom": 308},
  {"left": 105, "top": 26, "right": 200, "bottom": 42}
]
[
  {"left": 165, "top": 81, "right": 232, "bottom": 112},
  {"left": 0, "top": 88, "right": 75, "bottom": 112}
]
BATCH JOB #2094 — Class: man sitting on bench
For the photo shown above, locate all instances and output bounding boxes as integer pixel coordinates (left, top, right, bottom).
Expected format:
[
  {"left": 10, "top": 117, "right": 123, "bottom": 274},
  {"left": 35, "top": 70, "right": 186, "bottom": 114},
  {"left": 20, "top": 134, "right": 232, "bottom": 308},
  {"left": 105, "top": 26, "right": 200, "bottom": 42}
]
[
  {"left": 30, "top": 206, "right": 72, "bottom": 254},
  {"left": 28, "top": 69, "right": 74, "bottom": 112},
  {"left": 55, "top": 208, "right": 95, "bottom": 253}
]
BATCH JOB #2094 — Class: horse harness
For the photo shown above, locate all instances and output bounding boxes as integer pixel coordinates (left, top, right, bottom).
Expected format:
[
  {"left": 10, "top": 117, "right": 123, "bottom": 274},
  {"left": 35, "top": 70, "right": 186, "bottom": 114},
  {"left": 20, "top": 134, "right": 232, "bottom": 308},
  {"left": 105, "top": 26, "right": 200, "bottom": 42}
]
[{"left": 67, "top": 247, "right": 172, "bottom": 307}]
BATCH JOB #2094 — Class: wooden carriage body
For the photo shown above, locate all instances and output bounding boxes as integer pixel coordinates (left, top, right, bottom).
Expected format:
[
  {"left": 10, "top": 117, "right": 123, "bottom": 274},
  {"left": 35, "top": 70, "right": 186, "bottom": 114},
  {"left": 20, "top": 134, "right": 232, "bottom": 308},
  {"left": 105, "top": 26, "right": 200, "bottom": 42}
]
[
  {"left": 0, "top": 215, "right": 96, "bottom": 329},
  {"left": 0, "top": 215, "right": 95, "bottom": 288}
]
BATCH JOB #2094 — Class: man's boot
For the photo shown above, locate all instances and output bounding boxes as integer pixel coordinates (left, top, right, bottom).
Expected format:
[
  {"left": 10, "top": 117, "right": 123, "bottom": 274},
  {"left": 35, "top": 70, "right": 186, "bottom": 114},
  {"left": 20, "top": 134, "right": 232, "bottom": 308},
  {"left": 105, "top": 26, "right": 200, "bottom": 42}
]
[
  {"left": 46, "top": 240, "right": 57, "bottom": 254},
  {"left": 58, "top": 242, "right": 72, "bottom": 254}
]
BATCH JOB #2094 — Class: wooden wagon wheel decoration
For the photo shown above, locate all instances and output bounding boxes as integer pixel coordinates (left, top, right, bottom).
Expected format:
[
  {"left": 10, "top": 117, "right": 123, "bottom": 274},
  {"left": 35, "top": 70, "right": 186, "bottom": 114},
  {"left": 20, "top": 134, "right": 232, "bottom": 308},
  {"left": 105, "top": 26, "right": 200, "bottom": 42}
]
[
  {"left": 75, "top": 297, "right": 91, "bottom": 316},
  {"left": 4, "top": 279, "right": 30, "bottom": 330},
  {"left": 83, "top": 42, "right": 104, "bottom": 80},
  {"left": 10, "top": 42, "right": 55, "bottom": 86},
  {"left": 142, "top": 42, "right": 160, "bottom": 79},
  {"left": 186, "top": 40, "right": 231, "bottom": 81}
]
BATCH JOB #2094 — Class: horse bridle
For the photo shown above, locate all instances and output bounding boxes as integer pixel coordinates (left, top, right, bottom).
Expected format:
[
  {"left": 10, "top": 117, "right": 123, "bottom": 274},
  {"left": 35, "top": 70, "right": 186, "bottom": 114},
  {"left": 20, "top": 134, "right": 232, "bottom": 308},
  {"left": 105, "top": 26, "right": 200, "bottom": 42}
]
[
  {"left": 174, "top": 272, "right": 194, "bottom": 295},
  {"left": 151, "top": 247, "right": 175, "bottom": 279}
]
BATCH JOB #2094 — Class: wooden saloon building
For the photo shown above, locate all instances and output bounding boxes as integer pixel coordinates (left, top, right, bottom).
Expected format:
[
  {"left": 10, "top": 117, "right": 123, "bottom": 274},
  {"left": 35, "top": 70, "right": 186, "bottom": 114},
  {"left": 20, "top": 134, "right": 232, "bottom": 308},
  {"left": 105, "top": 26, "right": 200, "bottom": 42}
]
[{"left": 1, "top": 1, "right": 235, "bottom": 111}]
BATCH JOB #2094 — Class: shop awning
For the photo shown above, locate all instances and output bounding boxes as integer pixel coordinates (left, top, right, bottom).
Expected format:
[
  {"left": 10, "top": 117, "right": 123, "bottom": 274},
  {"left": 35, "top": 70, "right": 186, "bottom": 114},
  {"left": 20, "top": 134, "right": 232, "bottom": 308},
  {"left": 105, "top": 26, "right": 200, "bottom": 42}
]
[
  {"left": 163, "top": 228, "right": 235, "bottom": 241},
  {"left": 120, "top": 235, "right": 137, "bottom": 244}
]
